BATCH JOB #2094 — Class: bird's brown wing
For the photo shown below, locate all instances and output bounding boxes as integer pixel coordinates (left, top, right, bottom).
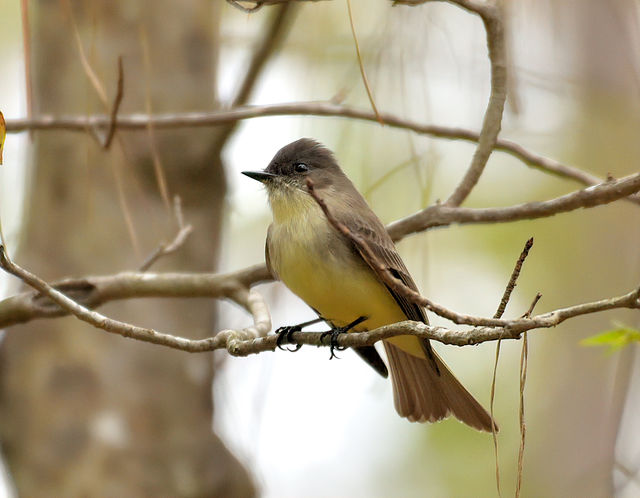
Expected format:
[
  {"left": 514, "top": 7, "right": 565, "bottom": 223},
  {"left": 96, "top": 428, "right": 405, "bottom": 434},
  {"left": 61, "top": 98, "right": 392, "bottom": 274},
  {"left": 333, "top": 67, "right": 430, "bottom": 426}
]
[
  {"left": 331, "top": 194, "right": 493, "bottom": 430},
  {"left": 335, "top": 209, "right": 434, "bottom": 362},
  {"left": 341, "top": 214, "right": 428, "bottom": 325}
]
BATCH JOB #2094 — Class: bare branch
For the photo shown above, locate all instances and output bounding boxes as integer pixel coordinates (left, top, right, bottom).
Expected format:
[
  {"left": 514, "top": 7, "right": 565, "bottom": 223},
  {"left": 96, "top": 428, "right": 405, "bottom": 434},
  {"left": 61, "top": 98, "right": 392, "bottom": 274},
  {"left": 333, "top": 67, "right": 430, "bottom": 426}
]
[
  {"left": 232, "top": 3, "right": 294, "bottom": 107},
  {"left": 64, "top": 0, "right": 109, "bottom": 106},
  {"left": 387, "top": 171, "right": 640, "bottom": 239},
  {"left": 442, "top": 2, "right": 506, "bottom": 206},
  {"left": 0, "top": 246, "right": 271, "bottom": 353},
  {"left": 139, "top": 196, "right": 193, "bottom": 271},
  {"left": 0, "top": 263, "right": 271, "bottom": 329},
  {"left": 103, "top": 56, "right": 125, "bottom": 149},
  {"left": 393, "top": 0, "right": 491, "bottom": 16},
  {"left": 489, "top": 235, "right": 534, "bottom": 494},
  {"left": 139, "top": 26, "right": 172, "bottom": 211},
  {"left": 234, "top": 285, "right": 640, "bottom": 354},
  {"left": 494, "top": 237, "right": 534, "bottom": 319},
  {"left": 211, "top": 3, "right": 295, "bottom": 153},
  {"left": 1, "top": 243, "right": 639, "bottom": 354},
  {"left": 395, "top": 0, "right": 509, "bottom": 207},
  {"left": 7, "top": 102, "right": 633, "bottom": 206},
  {"left": 0, "top": 169, "right": 632, "bottom": 333},
  {"left": 522, "top": 293, "right": 542, "bottom": 319}
]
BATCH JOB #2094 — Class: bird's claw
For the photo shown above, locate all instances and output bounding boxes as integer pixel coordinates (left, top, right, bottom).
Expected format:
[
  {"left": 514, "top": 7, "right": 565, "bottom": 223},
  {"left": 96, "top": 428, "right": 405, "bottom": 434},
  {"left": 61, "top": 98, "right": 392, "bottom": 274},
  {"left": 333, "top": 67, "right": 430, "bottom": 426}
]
[
  {"left": 320, "top": 316, "right": 367, "bottom": 360},
  {"left": 320, "top": 328, "right": 347, "bottom": 360},
  {"left": 275, "top": 325, "right": 303, "bottom": 352}
]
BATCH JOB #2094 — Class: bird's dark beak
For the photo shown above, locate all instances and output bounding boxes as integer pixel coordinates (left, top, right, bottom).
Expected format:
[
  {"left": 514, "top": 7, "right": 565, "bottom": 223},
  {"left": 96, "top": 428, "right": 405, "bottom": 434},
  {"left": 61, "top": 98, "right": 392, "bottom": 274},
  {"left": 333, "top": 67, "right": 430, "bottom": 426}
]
[{"left": 242, "top": 170, "right": 277, "bottom": 183}]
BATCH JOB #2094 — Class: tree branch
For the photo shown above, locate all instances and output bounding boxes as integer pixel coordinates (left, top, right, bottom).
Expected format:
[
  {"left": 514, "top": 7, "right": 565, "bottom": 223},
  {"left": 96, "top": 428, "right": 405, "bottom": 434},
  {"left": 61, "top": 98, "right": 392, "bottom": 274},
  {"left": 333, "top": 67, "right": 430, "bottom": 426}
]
[
  {"left": 387, "top": 171, "right": 640, "bottom": 238},
  {"left": 0, "top": 246, "right": 271, "bottom": 353},
  {"left": 0, "top": 170, "right": 637, "bottom": 330},
  {"left": 7, "top": 101, "right": 635, "bottom": 205},
  {"left": 408, "top": 0, "right": 508, "bottom": 207},
  {"left": 102, "top": 55, "right": 125, "bottom": 149},
  {"left": 0, "top": 264, "right": 271, "bottom": 329},
  {"left": 211, "top": 2, "right": 295, "bottom": 153},
  {"left": 232, "top": 3, "right": 294, "bottom": 108},
  {"left": 2, "top": 241, "right": 637, "bottom": 354},
  {"left": 138, "top": 196, "right": 193, "bottom": 271}
]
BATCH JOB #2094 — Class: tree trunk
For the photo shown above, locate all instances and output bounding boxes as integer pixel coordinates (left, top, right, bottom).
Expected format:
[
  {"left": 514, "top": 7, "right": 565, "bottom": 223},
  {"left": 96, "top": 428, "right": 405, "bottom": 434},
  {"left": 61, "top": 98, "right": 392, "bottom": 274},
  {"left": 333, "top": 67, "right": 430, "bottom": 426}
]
[{"left": 0, "top": 1, "right": 254, "bottom": 496}]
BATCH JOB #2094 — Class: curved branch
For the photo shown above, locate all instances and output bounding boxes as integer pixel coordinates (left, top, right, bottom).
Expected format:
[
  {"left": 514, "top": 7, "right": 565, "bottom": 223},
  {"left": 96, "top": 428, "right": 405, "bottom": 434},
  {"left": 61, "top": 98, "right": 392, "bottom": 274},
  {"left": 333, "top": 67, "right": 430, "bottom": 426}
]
[
  {"left": 0, "top": 247, "right": 272, "bottom": 352},
  {"left": 387, "top": 171, "right": 640, "bottom": 238},
  {"left": 7, "top": 102, "right": 633, "bottom": 205},
  {"left": 442, "top": 3, "right": 508, "bottom": 206},
  {"left": 1, "top": 244, "right": 638, "bottom": 355},
  {"left": 0, "top": 264, "right": 271, "bottom": 329}
]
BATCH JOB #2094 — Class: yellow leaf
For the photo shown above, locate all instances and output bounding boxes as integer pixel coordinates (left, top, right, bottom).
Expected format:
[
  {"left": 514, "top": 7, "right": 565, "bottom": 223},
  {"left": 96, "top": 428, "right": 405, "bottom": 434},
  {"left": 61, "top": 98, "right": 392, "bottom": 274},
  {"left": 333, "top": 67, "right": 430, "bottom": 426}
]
[{"left": 0, "top": 111, "right": 5, "bottom": 165}]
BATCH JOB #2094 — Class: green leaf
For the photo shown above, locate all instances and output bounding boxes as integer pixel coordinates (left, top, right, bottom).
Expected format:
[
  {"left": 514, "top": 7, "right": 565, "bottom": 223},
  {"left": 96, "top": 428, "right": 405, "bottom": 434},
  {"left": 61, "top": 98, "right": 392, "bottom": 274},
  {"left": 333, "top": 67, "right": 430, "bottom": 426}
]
[{"left": 581, "top": 327, "right": 640, "bottom": 353}]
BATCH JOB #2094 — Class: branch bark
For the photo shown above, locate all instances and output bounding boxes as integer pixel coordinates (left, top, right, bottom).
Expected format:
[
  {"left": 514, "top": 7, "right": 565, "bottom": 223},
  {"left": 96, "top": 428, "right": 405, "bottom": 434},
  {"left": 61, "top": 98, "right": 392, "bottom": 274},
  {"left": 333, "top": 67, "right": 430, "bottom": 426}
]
[
  {"left": 0, "top": 171, "right": 637, "bottom": 330},
  {"left": 7, "top": 101, "right": 637, "bottom": 205},
  {"left": 387, "top": 171, "right": 640, "bottom": 238},
  {"left": 2, "top": 244, "right": 638, "bottom": 355},
  {"left": 443, "top": 2, "right": 507, "bottom": 206}
]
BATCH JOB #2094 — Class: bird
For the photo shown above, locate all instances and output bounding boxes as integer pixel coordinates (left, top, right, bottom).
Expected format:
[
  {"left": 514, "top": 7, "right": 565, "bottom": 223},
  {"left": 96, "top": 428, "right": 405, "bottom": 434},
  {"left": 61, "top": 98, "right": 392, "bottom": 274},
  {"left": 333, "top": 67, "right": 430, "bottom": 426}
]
[{"left": 243, "top": 138, "right": 495, "bottom": 432}]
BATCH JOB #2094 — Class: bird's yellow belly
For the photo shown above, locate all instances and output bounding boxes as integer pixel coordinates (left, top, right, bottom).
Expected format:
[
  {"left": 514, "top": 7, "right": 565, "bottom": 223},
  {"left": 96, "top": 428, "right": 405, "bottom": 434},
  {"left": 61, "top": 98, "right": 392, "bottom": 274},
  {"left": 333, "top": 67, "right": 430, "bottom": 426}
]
[
  {"left": 278, "top": 239, "right": 404, "bottom": 329},
  {"left": 269, "top": 219, "right": 423, "bottom": 357}
]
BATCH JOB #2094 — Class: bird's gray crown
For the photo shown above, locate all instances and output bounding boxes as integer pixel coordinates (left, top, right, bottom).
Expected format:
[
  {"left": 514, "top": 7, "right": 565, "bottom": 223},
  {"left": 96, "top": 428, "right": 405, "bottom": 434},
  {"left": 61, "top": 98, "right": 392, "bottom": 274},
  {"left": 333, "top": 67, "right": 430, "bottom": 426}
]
[{"left": 265, "top": 138, "right": 339, "bottom": 177}]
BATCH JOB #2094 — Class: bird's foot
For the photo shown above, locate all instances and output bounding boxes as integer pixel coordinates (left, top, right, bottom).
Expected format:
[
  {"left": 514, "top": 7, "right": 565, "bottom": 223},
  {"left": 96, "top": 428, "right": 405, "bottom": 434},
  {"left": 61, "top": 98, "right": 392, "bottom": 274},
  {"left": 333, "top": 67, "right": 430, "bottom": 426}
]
[
  {"left": 320, "top": 328, "right": 347, "bottom": 359},
  {"left": 274, "top": 317, "right": 324, "bottom": 352},
  {"left": 275, "top": 325, "right": 303, "bottom": 352},
  {"left": 321, "top": 316, "right": 368, "bottom": 360}
]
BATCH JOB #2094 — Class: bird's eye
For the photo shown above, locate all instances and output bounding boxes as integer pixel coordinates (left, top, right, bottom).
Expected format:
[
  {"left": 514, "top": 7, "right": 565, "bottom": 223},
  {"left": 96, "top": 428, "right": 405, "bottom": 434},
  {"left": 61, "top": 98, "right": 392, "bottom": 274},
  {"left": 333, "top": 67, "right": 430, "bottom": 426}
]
[{"left": 294, "top": 162, "right": 309, "bottom": 173}]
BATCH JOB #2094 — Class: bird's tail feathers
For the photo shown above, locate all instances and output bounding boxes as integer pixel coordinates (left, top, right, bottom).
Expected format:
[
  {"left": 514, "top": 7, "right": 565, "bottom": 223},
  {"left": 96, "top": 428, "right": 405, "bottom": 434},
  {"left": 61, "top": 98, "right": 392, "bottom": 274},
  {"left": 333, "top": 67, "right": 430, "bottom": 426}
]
[{"left": 383, "top": 342, "right": 496, "bottom": 432}]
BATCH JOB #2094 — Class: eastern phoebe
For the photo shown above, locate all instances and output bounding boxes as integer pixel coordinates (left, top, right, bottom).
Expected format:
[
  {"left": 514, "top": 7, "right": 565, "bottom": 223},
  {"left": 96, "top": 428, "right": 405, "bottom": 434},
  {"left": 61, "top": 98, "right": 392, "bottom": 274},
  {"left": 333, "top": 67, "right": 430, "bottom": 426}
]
[{"left": 243, "top": 138, "right": 494, "bottom": 432}]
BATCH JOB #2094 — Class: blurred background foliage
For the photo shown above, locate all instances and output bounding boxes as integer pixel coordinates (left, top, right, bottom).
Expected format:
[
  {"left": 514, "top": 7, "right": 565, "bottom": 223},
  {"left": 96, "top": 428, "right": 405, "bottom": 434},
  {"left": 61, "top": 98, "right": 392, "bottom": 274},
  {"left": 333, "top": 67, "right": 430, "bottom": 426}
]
[{"left": 0, "top": 0, "right": 639, "bottom": 497}]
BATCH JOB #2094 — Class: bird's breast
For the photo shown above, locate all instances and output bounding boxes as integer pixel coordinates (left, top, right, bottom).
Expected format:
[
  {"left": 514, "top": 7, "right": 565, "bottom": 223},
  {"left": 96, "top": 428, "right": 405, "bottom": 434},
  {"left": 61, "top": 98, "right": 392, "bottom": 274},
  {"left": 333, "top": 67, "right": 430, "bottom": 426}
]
[{"left": 267, "top": 199, "right": 406, "bottom": 331}]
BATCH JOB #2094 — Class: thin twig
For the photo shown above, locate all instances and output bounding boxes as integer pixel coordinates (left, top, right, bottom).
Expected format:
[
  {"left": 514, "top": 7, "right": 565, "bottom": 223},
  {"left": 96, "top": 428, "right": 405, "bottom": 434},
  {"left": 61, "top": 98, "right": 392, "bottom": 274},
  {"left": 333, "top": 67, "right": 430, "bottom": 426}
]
[
  {"left": 346, "top": 0, "right": 383, "bottom": 123},
  {"left": 65, "top": 0, "right": 140, "bottom": 253},
  {"left": 522, "top": 293, "right": 542, "bottom": 318},
  {"left": 232, "top": 3, "right": 293, "bottom": 108},
  {"left": 490, "top": 339, "right": 503, "bottom": 498},
  {"left": 64, "top": 0, "right": 108, "bottom": 106},
  {"left": 515, "top": 330, "right": 529, "bottom": 497},
  {"left": 139, "top": 25, "right": 172, "bottom": 212},
  {"left": 226, "top": 0, "right": 325, "bottom": 11},
  {"left": 489, "top": 237, "right": 535, "bottom": 497},
  {"left": 393, "top": 0, "right": 490, "bottom": 18},
  {"left": 514, "top": 287, "right": 538, "bottom": 498},
  {"left": 227, "top": 0, "right": 262, "bottom": 13},
  {"left": 103, "top": 56, "right": 124, "bottom": 149},
  {"left": 139, "top": 196, "right": 193, "bottom": 271},
  {"left": 212, "top": 2, "right": 295, "bottom": 152},
  {"left": 495, "top": 237, "right": 534, "bottom": 319}
]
